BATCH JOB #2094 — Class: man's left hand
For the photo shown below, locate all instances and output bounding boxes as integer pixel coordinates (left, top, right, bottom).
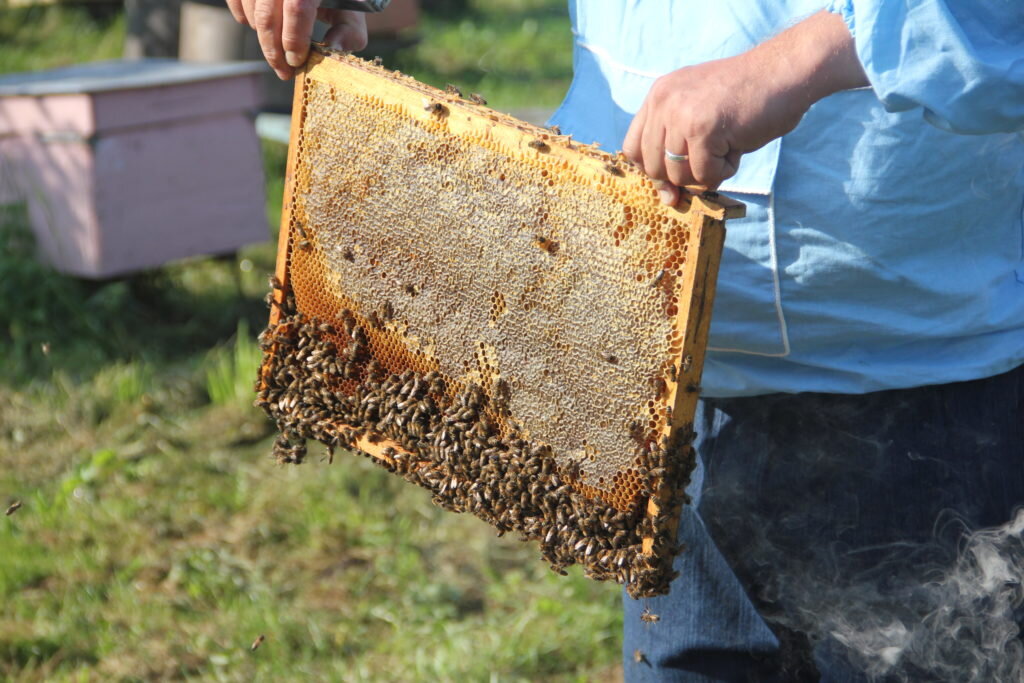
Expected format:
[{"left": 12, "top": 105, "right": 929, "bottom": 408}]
[{"left": 623, "top": 10, "right": 868, "bottom": 204}]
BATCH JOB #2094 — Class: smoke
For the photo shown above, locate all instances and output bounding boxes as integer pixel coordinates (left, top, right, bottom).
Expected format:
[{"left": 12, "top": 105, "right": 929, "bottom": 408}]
[
  {"left": 697, "top": 392, "right": 1024, "bottom": 682},
  {"left": 820, "top": 510, "right": 1024, "bottom": 682},
  {"left": 709, "top": 505, "right": 1024, "bottom": 681}
]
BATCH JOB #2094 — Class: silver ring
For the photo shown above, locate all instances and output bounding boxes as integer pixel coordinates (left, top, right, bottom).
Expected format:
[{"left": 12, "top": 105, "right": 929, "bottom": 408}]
[{"left": 665, "top": 150, "right": 689, "bottom": 162}]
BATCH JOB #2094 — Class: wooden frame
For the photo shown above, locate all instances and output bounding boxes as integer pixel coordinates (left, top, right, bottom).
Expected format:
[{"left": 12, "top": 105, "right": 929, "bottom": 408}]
[{"left": 262, "top": 46, "right": 743, "bottom": 596}]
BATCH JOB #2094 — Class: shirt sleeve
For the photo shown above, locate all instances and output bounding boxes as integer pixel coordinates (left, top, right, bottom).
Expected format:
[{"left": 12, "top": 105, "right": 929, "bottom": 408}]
[{"left": 826, "top": 0, "right": 1024, "bottom": 135}]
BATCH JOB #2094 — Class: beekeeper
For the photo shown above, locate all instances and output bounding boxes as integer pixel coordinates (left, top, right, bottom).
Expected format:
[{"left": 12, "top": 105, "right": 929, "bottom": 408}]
[{"left": 228, "top": 0, "right": 1024, "bottom": 679}]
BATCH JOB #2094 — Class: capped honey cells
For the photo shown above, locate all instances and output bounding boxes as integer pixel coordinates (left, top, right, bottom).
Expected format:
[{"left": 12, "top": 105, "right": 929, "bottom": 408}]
[{"left": 257, "top": 46, "right": 744, "bottom": 598}]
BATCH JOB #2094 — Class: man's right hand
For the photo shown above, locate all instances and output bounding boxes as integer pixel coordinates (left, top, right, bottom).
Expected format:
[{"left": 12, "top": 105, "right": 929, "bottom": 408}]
[{"left": 225, "top": 0, "right": 368, "bottom": 80}]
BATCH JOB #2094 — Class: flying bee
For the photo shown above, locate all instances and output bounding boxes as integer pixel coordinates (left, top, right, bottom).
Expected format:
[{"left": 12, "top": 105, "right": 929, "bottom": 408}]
[
  {"left": 528, "top": 139, "right": 549, "bottom": 152},
  {"left": 649, "top": 269, "right": 666, "bottom": 288},
  {"left": 5, "top": 500, "right": 22, "bottom": 516},
  {"left": 469, "top": 93, "right": 487, "bottom": 105},
  {"left": 251, "top": 634, "right": 266, "bottom": 651},
  {"left": 445, "top": 83, "right": 462, "bottom": 97},
  {"left": 640, "top": 607, "right": 660, "bottom": 624},
  {"left": 424, "top": 101, "right": 447, "bottom": 116},
  {"left": 604, "top": 163, "right": 624, "bottom": 177}
]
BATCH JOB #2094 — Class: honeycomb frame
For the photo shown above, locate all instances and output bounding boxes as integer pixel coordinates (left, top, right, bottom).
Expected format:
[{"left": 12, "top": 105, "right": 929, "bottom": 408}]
[{"left": 257, "top": 46, "right": 744, "bottom": 597}]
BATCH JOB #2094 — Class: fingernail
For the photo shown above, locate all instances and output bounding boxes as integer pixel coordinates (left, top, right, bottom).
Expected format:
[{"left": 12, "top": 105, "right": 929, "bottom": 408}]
[
  {"left": 285, "top": 51, "right": 302, "bottom": 68},
  {"left": 658, "top": 188, "right": 675, "bottom": 205}
]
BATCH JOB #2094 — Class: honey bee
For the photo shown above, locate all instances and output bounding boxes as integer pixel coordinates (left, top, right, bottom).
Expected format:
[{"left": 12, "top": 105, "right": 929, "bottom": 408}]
[
  {"left": 424, "top": 101, "right": 447, "bottom": 116},
  {"left": 445, "top": 84, "right": 462, "bottom": 97},
  {"left": 528, "top": 139, "right": 549, "bottom": 152},
  {"left": 603, "top": 353, "right": 619, "bottom": 364},
  {"left": 604, "top": 163, "right": 624, "bottom": 177},
  {"left": 372, "top": 56, "right": 383, "bottom": 67},
  {"left": 342, "top": 248, "right": 355, "bottom": 262},
  {"left": 681, "top": 354, "right": 693, "bottom": 373},
  {"left": 534, "top": 235, "right": 559, "bottom": 255},
  {"left": 640, "top": 606, "right": 660, "bottom": 624},
  {"left": 269, "top": 275, "right": 283, "bottom": 290},
  {"left": 251, "top": 634, "right": 266, "bottom": 651},
  {"left": 5, "top": 500, "right": 22, "bottom": 516},
  {"left": 649, "top": 269, "right": 666, "bottom": 288},
  {"left": 404, "top": 283, "right": 421, "bottom": 296},
  {"left": 564, "top": 459, "right": 582, "bottom": 480},
  {"left": 634, "top": 649, "right": 648, "bottom": 664},
  {"left": 469, "top": 93, "right": 487, "bottom": 105},
  {"left": 547, "top": 125, "right": 561, "bottom": 135},
  {"left": 298, "top": 239, "right": 312, "bottom": 251}
]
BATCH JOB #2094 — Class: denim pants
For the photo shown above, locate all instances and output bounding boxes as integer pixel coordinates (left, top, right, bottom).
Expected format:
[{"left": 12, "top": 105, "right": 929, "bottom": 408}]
[{"left": 623, "top": 363, "right": 1024, "bottom": 682}]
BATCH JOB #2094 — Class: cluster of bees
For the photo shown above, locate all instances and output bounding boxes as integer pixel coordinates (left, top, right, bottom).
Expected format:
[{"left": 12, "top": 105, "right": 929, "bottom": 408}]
[{"left": 254, "top": 281, "right": 695, "bottom": 598}]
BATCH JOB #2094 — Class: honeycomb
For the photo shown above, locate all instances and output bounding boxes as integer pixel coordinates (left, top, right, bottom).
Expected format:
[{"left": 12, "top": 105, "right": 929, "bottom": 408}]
[{"left": 257, "top": 46, "right": 743, "bottom": 597}]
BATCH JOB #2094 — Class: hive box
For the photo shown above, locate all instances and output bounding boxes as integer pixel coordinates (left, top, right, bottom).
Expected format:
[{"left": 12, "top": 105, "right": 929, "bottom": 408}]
[{"left": 0, "top": 60, "right": 269, "bottom": 278}]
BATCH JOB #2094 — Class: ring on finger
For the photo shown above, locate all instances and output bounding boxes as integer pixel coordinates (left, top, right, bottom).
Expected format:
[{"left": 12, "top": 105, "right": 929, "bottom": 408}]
[{"left": 665, "top": 150, "right": 689, "bottom": 162}]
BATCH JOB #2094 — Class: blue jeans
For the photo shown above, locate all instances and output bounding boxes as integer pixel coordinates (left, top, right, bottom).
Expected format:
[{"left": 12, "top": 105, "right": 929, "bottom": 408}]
[{"left": 624, "top": 363, "right": 1024, "bottom": 682}]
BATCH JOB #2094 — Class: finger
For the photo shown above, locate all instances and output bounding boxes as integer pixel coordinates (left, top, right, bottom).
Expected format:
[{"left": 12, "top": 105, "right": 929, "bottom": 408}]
[
  {"left": 687, "top": 136, "right": 733, "bottom": 190},
  {"left": 641, "top": 117, "right": 667, "bottom": 183},
  {"left": 663, "top": 134, "right": 695, "bottom": 188},
  {"left": 321, "top": 10, "right": 368, "bottom": 52},
  {"left": 281, "top": 0, "right": 319, "bottom": 68},
  {"left": 241, "top": 0, "right": 257, "bottom": 28},
  {"left": 254, "top": 0, "right": 292, "bottom": 80},
  {"left": 654, "top": 180, "right": 681, "bottom": 207},
  {"left": 721, "top": 149, "right": 742, "bottom": 184},
  {"left": 226, "top": 0, "right": 248, "bottom": 25},
  {"left": 622, "top": 102, "right": 647, "bottom": 171}
]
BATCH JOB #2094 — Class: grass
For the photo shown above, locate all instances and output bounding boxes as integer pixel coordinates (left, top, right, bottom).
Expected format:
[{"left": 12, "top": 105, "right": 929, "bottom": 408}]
[{"left": 0, "top": 3, "right": 623, "bottom": 681}]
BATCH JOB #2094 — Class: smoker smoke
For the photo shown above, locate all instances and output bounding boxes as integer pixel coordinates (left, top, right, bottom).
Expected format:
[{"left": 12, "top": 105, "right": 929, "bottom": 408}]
[
  {"left": 710, "top": 502, "right": 1024, "bottom": 682},
  {"left": 821, "top": 510, "right": 1024, "bottom": 682},
  {"left": 698, "top": 392, "right": 1024, "bottom": 682}
]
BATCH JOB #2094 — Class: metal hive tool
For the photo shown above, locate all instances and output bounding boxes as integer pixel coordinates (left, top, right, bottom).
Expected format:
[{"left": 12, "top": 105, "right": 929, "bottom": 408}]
[{"left": 257, "top": 46, "right": 744, "bottom": 597}]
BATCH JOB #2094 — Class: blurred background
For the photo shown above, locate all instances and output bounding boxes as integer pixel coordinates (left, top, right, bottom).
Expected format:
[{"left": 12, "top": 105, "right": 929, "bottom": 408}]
[{"left": 0, "top": 1, "right": 626, "bottom": 679}]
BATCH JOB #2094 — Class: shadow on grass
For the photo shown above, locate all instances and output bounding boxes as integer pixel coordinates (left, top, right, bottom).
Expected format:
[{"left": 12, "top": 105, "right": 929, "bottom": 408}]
[
  {"left": 0, "top": 208, "right": 272, "bottom": 387},
  {"left": 0, "top": 635, "right": 99, "bottom": 672},
  {"left": 1, "top": 141, "right": 289, "bottom": 387}
]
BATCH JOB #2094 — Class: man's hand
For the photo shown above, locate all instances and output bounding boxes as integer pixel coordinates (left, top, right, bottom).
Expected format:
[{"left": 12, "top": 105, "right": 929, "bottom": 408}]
[
  {"left": 623, "top": 10, "right": 867, "bottom": 203},
  {"left": 225, "top": 0, "right": 368, "bottom": 80}
]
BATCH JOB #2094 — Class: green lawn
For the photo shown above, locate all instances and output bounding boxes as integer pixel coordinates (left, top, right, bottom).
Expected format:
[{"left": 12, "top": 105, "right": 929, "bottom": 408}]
[{"left": 0, "top": 3, "right": 624, "bottom": 681}]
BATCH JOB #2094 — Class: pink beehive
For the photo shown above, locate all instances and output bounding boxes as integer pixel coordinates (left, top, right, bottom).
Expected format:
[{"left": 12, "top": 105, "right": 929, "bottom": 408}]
[{"left": 0, "top": 60, "right": 269, "bottom": 278}]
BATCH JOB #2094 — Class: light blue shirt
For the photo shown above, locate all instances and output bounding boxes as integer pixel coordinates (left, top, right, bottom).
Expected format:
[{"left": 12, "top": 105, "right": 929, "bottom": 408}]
[{"left": 550, "top": 0, "right": 1024, "bottom": 397}]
